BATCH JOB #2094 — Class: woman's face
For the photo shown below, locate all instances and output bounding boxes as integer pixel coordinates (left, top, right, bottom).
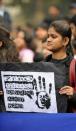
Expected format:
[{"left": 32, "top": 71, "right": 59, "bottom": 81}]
[
  {"left": 14, "top": 31, "right": 26, "bottom": 52},
  {"left": 35, "top": 27, "right": 48, "bottom": 40},
  {"left": 47, "top": 27, "right": 65, "bottom": 52},
  {"left": 17, "top": 31, "right": 25, "bottom": 39}
]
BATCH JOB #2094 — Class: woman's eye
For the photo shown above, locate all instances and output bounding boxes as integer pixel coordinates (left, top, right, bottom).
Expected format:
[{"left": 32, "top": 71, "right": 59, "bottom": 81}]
[
  {"left": 48, "top": 34, "right": 57, "bottom": 39},
  {"left": 51, "top": 34, "right": 57, "bottom": 38},
  {"left": 47, "top": 34, "right": 50, "bottom": 38}
]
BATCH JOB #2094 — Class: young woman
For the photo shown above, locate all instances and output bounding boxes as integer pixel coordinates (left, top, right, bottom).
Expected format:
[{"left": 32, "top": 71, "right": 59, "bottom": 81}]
[
  {"left": 45, "top": 20, "right": 74, "bottom": 112},
  {"left": 14, "top": 29, "right": 35, "bottom": 63}
]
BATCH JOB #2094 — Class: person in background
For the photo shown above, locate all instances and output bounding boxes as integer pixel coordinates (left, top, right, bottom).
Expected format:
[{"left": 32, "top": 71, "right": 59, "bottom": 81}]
[
  {"left": 43, "top": 4, "right": 63, "bottom": 27},
  {"left": 45, "top": 20, "right": 74, "bottom": 112},
  {"left": 69, "top": 3, "right": 76, "bottom": 18},
  {"left": 0, "top": 26, "right": 19, "bottom": 111},
  {"left": 70, "top": 15, "right": 76, "bottom": 41},
  {"left": 35, "top": 22, "right": 48, "bottom": 52},
  {"left": 48, "top": 4, "right": 62, "bottom": 20},
  {"left": 0, "top": 0, "right": 12, "bottom": 31},
  {"left": 14, "top": 29, "right": 34, "bottom": 63},
  {"left": 33, "top": 22, "right": 52, "bottom": 61},
  {"left": 71, "top": 40, "right": 76, "bottom": 59},
  {"left": 0, "top": 27, "right": 19, "bottom": 63},
  {"left": 67, "top": 55, "right": 76, "bottom": 113}
]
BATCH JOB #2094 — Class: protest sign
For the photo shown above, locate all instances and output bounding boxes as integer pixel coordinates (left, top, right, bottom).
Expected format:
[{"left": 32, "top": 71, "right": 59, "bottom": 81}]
[{"left": 1, "top": 71, "right": 57, "bottom": 113}]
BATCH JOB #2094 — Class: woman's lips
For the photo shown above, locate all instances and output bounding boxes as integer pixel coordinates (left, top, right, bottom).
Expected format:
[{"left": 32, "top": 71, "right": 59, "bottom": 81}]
[{"left": 47, "top": 43, "right": 53, "bottom": 46}]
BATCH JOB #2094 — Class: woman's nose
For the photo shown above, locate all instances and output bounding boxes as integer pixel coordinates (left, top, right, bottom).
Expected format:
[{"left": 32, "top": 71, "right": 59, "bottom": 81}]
[{"left": 47, "top": 37, "right": 52, "bottom": 42}]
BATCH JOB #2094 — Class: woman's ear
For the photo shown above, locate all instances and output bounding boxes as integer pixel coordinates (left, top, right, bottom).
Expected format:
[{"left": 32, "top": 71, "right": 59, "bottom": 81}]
[
  {"left": 63, "top": 37, "right": 69, "bottom": 47},
  {"left": 0, "top": 41, "right": 3, "bottom": 47}
]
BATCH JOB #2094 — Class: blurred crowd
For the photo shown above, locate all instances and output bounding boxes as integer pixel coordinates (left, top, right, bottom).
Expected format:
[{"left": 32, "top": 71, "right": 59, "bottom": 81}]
[
  {"left": 0, "top": 0, "right": 76, "bottom": 113},
  {"left": 10, "top": 2, "right": 76, "bottom": 62}
]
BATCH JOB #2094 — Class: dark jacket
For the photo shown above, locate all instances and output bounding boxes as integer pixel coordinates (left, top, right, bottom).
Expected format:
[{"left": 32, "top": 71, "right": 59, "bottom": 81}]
[
  {"left": 45, "top": 54, "right": 73, "bottom": 112},
  {"left": 0, "top": 56, "right": 73, "bottom": 112}
]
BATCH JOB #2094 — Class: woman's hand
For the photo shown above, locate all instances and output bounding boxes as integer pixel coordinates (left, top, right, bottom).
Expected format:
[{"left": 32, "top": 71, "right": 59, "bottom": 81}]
[
  {"left": 0, "top": 91, "right": 3, "bottom": 95},
  {"left": 59, "top": 86, "right": 74, "bottom": 96}
]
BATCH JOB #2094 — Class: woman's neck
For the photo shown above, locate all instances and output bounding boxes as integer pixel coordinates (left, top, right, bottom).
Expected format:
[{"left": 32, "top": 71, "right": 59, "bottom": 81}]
[{"left": 52, "top": 51, "right": 67, "bottom": 60}]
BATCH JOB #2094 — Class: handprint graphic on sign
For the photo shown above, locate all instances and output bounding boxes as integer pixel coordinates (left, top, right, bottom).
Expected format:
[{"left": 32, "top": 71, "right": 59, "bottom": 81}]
[{"left": 33, "top": 76, "right": 52, "bottom": 109}]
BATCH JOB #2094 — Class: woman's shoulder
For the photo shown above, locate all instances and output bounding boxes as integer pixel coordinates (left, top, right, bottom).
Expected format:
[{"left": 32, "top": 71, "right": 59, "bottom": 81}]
[{"left": 44, "top": 54, "right": 52, "bottom": 62}]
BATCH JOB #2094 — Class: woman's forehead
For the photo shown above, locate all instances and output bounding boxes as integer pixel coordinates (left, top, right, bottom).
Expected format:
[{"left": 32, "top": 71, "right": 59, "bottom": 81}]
[
  {"left": 48, "top": 27, "right": 58, "bottom": 34},
  {"left": 48, "top": 27, "right": 54, "bottom": 32}
]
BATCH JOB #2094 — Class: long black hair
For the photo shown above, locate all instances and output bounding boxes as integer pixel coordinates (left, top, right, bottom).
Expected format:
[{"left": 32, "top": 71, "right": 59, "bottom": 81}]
[{"left": 0, "top": 26, "right": 19, "bottom": 62}]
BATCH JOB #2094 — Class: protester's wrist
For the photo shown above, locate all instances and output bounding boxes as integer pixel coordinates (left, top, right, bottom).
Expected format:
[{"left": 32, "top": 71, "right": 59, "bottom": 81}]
[{"left": 0, "top": 91, "right": 3, "bottom": 95}]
